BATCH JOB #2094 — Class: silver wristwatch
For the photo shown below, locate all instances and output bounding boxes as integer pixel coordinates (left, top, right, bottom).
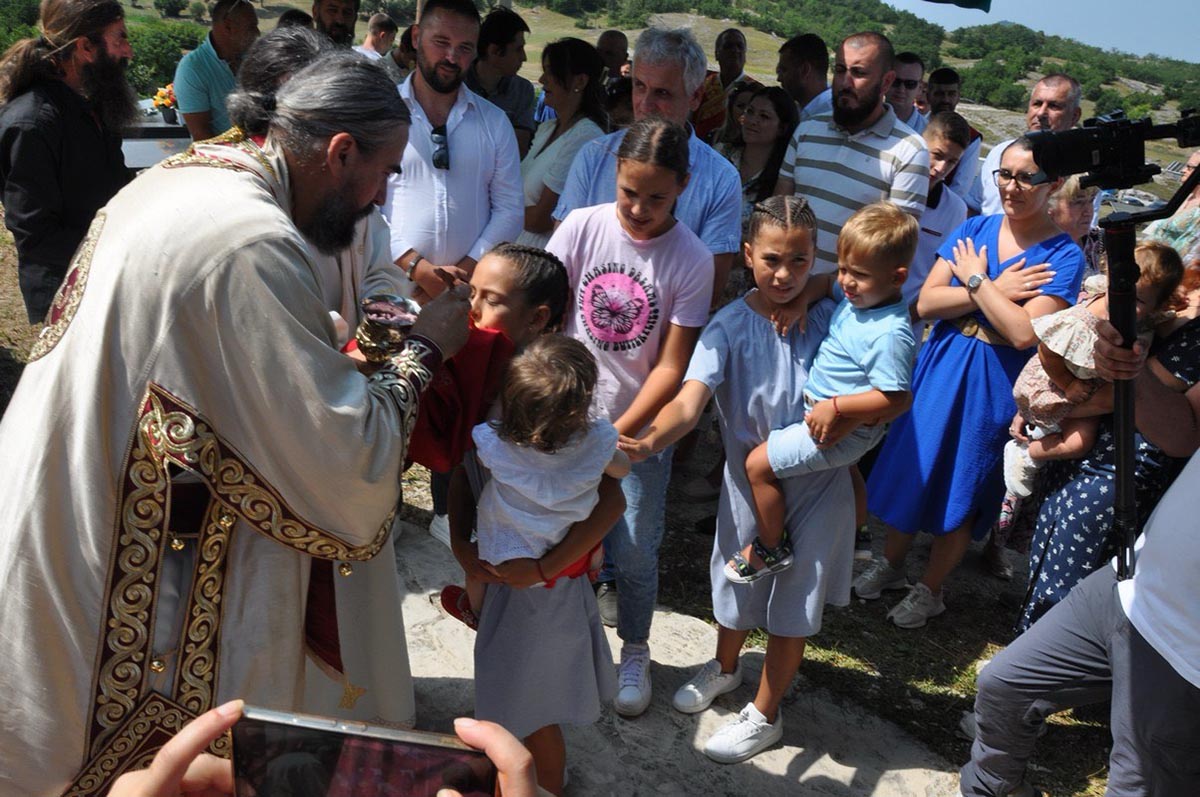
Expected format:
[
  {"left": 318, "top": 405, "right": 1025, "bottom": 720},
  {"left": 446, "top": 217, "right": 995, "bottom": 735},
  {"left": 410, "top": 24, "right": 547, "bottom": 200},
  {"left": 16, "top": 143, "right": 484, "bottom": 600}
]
[{"left": 966, "top": 273, "right": 986, "bottom": 294}]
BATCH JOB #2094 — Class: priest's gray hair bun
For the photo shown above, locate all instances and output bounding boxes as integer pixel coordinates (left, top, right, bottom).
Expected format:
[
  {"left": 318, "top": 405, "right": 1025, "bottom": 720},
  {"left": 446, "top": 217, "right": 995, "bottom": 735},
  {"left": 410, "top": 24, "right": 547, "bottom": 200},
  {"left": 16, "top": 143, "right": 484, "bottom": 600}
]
[
  {"left": 268, "top": 51, "right": 411, "bottom": 158},
  {"left": 226, "top": 26, "right": 334, "bottom": 136}
]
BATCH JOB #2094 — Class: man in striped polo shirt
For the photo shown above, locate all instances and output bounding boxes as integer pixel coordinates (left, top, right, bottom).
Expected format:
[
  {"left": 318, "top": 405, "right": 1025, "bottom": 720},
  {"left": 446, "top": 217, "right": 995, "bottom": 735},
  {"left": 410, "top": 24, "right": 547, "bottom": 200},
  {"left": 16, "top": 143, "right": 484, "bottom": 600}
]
[{"left": 774, "top": 31, "right": 929, "bottom": 275}]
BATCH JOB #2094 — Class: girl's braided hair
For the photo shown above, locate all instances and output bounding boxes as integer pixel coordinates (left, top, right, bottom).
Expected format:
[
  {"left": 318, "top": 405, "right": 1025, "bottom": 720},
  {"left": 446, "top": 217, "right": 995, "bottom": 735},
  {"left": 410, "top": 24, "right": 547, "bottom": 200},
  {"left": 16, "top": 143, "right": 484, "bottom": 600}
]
[{"left": 746, "top": 195, "right": 817, "bottom": 243}]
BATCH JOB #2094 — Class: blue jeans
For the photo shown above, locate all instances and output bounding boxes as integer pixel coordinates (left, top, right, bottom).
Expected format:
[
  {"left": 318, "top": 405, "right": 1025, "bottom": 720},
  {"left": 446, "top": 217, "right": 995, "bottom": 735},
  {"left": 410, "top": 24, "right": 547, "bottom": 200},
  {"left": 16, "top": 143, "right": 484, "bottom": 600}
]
[{"left": 606, "top": 447, "right": 673, "bottom": 645}]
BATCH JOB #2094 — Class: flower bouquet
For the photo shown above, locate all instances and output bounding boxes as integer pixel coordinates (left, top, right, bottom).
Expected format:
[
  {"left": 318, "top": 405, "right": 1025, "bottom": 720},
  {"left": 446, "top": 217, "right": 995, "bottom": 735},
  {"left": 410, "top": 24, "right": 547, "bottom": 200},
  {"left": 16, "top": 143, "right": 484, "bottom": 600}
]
[{"left": 153, "top": 83, "right": 178, "bottom": 124}]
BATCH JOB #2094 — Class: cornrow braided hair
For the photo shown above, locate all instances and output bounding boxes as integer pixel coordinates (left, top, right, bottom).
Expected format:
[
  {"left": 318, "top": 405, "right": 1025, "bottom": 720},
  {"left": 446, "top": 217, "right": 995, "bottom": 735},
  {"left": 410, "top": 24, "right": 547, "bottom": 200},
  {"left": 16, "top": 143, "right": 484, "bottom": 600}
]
[{"left": 746, "top": 195, "right": 817, "bottom": 244}]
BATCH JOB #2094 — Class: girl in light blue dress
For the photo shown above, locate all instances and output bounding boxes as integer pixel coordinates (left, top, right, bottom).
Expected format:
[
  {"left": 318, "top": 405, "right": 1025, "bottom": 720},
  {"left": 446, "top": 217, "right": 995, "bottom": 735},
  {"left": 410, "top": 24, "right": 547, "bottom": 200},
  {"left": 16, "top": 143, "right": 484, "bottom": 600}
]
[{"left": 620, "top": 196, "right": 854, "bottom": 764}]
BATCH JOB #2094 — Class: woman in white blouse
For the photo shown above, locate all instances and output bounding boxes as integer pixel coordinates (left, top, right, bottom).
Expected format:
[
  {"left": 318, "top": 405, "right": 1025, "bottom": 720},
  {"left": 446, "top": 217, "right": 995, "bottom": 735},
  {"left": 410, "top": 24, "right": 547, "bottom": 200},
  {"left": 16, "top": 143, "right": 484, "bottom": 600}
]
[{"left": 517, "top": 38, "right": 608, "bottom": 247}]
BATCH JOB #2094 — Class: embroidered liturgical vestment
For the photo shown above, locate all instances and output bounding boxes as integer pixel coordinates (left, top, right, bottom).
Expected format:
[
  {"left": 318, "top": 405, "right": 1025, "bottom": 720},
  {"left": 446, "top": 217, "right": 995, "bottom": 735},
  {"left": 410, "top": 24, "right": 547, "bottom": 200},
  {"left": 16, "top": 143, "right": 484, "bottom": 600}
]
[{"left": 0, "top": 135, "right": 433, "bottom": 796}]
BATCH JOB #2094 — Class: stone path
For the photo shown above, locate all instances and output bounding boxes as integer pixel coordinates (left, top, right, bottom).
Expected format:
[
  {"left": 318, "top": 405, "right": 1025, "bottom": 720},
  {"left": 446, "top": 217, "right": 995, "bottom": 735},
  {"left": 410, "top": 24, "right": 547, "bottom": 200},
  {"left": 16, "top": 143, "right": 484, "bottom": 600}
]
[{"left": 393, "top": 521, "right": 961, "bottom": 797}]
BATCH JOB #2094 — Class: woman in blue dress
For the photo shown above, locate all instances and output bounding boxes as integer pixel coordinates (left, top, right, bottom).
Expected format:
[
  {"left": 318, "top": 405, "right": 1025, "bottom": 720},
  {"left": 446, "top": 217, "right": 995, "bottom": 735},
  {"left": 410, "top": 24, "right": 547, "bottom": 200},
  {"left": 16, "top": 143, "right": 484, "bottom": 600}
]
[{"left": 861, "top": 137, "right": 1087, "bottom": 629}]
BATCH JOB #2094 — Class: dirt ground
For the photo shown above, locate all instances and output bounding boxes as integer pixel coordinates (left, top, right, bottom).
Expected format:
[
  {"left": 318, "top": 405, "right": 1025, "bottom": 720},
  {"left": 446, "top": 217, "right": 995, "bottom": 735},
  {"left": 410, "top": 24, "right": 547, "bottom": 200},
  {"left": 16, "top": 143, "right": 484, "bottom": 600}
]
[{"left": 0, "top": 195, "right": 1109, "bottom": 797}]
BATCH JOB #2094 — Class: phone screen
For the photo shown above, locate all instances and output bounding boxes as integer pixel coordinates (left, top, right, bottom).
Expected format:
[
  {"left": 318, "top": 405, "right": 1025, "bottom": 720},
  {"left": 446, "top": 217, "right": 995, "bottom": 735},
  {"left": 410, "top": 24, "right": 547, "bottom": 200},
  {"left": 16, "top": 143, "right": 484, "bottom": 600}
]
[{"left": 231, "top": 713, "right": 497, "bottom": 797}]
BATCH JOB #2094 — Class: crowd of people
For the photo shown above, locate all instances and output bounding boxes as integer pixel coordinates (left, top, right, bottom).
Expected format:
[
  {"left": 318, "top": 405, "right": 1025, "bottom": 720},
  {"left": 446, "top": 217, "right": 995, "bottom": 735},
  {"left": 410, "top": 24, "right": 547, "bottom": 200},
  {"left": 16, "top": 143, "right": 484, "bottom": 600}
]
[{"left": 1, "top": 0, "right": 1199, "bottom": 794}]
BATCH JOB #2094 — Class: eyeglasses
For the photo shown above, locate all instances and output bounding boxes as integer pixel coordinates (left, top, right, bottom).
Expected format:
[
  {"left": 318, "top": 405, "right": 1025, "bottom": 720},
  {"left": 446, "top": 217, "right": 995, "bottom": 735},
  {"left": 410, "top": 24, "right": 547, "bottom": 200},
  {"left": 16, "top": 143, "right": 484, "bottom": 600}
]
[
  {"left": 431, "top": 124, "right": 449, "bottom": 170},
  {"left": 994, "top": 168, "right": 1050, "bottom": 189},
  {"left": 894, "top": 78, "right": 920, "bottom": 90}
]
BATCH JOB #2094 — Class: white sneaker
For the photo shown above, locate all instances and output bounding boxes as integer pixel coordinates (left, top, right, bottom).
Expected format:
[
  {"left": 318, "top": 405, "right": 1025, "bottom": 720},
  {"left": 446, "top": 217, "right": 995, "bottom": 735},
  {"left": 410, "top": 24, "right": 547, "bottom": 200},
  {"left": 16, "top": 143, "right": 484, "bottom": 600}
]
[
  {"left": 672, "top": 659, "right": 742, "bottom": 714},
  {"left": 428, "top": 513, "right": 451, "bottom": 548},
  {"left": 1003, "top": 440, "right": 1038, "bottom": 498},
  {"left": 614, "top": 642, "right": 652, "bottom": 717},
  {"left": 887, "top": 583, "right": 946, "bottom": 629},
  {"left": 853, "top": 557, "right": 908, "bottom": 600},
  {"left": 703, "top": 702, "right": 783, "bottom": 763}
]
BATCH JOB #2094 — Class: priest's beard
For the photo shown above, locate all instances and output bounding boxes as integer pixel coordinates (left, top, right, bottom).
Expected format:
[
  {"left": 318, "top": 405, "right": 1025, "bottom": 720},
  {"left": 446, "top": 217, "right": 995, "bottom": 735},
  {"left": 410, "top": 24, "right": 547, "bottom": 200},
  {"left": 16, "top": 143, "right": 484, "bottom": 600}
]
[
  {"left": 80, "top": 48, "right": 138, "bottom": 132},
  {"left": 302, "top": 186, "right": 376, "bottom": 256}
]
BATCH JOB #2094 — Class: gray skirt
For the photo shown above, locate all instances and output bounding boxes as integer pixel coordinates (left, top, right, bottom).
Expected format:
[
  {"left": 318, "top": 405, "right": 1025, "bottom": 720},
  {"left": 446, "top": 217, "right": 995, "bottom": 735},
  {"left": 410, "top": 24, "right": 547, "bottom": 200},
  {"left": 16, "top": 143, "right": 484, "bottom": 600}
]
[{"left": 474, "top": 576, "right": 616, "bottom": 739}]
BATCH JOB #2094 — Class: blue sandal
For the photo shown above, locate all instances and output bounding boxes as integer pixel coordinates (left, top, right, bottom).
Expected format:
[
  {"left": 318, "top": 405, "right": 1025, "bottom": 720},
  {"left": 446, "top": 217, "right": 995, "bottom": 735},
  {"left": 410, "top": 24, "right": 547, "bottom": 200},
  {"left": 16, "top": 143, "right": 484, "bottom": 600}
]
[{"left": 723, "top": 536, "right": 794, "bottom": 584}]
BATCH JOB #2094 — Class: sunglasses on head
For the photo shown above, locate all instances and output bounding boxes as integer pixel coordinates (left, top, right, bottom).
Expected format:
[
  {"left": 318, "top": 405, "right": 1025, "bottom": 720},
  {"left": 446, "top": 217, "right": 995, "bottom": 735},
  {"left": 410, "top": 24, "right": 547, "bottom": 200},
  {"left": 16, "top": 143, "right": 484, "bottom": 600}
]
[
  {"left": 431, "top": 124, "right": 449, "bottom": 170},
  {"left": 894, "top": 78, "right": 920, "bottom": 90}
]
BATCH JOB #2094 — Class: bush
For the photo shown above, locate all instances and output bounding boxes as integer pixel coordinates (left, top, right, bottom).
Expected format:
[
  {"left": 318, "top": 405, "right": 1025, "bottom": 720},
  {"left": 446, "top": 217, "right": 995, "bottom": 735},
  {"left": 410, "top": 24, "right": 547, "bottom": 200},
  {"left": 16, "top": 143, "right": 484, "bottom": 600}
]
[
  {"left": 188, "top": 0, "right": 206, "bottom": 21},
  {"left": 154, "top": 0, "right": 189, "bottom": 17},
  {"left": 127, "top": 19, "right": 205, "bottom": 96}
]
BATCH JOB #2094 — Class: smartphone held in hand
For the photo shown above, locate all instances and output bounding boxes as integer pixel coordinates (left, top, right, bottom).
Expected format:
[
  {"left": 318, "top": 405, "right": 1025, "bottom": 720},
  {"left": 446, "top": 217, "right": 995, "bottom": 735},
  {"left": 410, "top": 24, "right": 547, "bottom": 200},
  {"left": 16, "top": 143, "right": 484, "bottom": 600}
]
[{"left": 231, "top": 706, "right": 497, "bottom": 797}]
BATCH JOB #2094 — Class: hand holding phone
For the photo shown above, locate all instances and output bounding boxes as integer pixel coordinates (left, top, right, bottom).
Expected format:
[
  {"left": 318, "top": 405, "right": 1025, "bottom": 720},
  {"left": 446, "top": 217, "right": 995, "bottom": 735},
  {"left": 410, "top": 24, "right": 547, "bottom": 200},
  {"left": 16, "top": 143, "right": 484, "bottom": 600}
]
[{"left": 232, "top": 707, "right": 498, "bottom": 797}]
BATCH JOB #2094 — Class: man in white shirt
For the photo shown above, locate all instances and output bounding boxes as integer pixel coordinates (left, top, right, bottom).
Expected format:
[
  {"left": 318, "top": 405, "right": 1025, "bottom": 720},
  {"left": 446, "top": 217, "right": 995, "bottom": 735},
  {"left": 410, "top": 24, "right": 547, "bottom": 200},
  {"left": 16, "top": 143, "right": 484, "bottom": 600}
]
[
  {"left": 887, "top": 50, "right": 926, "bottom": 135},
  {"left": 354, "top": 13, "right": 404, "bottom": 83},
  {"left": 384, "top": 0, "right": 522, "bottom": 302},
  {"left": 972, "top": 73, "right": 1082, "bottom": 216},
  {"left": 959, "top": 329, "right": 1200, "bottom": 797},
  {"left": 775, "top": 33, "right": 831, "bottom": 121},
  {"left": 961, "top": 453, "right": 1200, "bottom": 796}
]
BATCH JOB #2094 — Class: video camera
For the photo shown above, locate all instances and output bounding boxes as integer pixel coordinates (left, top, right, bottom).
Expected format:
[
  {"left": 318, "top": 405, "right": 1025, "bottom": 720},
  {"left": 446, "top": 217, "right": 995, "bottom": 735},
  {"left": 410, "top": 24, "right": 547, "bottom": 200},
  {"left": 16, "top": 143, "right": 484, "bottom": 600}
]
[{"left": 1027, "top": 108, "right": 1200, "bottom": 191}]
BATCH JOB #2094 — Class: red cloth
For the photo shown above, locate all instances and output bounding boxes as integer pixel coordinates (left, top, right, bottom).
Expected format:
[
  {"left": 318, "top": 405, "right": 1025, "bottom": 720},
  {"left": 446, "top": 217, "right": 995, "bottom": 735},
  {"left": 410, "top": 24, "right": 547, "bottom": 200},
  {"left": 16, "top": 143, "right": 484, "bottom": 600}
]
[
  {"left": 305, "top": 559, "right": 343, "bottom": 673},
  {"left": 407, "top": 325, "right": 516, "bottom": 473},
  {"left": 542, "top": 543, "right": 602, "bottom": 588}
]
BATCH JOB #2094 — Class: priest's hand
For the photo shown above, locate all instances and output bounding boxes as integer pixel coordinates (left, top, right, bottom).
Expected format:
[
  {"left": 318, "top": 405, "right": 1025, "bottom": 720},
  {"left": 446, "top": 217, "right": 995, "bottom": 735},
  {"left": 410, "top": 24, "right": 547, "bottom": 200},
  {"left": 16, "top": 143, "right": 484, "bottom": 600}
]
[
  {"left": 410, "top": 273, "right": 471, "bottom": 360},
  {"left": 108, "top": 700, "right": 242, "bottom": 797}
]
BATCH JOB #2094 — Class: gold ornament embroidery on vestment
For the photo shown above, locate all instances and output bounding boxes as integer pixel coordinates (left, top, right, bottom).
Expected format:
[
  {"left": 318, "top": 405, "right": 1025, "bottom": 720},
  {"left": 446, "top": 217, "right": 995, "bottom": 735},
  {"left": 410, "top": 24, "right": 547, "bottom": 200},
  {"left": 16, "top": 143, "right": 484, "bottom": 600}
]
[
  {"left": 76, "top": 382, "right": 394, "bottom": 792},
  {"left": 29, "top": 211, "right": 105, "bottom": 362}
]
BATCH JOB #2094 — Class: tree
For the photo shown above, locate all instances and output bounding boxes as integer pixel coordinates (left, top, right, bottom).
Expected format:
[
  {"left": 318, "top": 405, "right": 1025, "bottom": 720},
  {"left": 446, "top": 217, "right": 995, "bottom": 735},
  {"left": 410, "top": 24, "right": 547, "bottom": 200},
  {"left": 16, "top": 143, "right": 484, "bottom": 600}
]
[
  {"left": 0, "top": 0, "right": 39, "bottom": 53},
  {"left": 1093, "top": 88, "right": 1125, "bottom": 116}
]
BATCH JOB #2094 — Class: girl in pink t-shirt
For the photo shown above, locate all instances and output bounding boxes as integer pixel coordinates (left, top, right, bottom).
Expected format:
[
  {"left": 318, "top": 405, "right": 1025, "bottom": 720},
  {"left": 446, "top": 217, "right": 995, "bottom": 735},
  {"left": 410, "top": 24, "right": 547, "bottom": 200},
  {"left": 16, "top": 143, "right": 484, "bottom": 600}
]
[{"left": 547, "top": 117, "right": 714, "bottom": 718}]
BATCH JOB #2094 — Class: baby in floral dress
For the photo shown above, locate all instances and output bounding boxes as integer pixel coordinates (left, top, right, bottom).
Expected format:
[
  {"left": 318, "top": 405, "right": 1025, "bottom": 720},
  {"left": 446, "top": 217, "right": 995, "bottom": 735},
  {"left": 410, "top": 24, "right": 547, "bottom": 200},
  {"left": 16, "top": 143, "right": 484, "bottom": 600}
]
[{"left": 1003, "top": 242, "right": 1183, "bottom": 496}]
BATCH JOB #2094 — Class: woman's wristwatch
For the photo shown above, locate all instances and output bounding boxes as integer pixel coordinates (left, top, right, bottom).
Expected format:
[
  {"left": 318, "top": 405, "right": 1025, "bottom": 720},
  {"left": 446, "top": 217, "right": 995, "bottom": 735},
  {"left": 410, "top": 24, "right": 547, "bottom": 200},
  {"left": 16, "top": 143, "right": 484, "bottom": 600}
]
[{"left": 966, "top": 273, "right": 987, "bottom": 294}]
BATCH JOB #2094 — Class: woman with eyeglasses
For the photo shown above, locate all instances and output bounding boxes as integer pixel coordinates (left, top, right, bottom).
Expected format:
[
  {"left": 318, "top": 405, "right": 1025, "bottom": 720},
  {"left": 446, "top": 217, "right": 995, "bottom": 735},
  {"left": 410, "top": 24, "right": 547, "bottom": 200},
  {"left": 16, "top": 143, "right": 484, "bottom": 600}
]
[
  {"left": 1142, "top": 149, "right": 1200, "bottom": 269},
  {"left": 860, "top": 137, "right": 1087, "bottom": 630},
  {"left": 516, "top": 38, "right": 608, "bottom": 249}
]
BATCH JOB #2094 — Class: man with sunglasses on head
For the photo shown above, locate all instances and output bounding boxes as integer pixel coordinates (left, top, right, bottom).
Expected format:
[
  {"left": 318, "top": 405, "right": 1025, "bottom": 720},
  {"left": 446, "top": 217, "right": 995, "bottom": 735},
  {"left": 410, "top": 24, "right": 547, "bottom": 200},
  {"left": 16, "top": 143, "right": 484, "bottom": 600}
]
[
  {"left": 886, "top": 51, "right": 926, "bottom": 135},
  {"left": 384, "top": 0, "right": 522, "bottom": 304},
  {"left": 972, "top": 73, "right": 1082, "bottom": 216}
]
